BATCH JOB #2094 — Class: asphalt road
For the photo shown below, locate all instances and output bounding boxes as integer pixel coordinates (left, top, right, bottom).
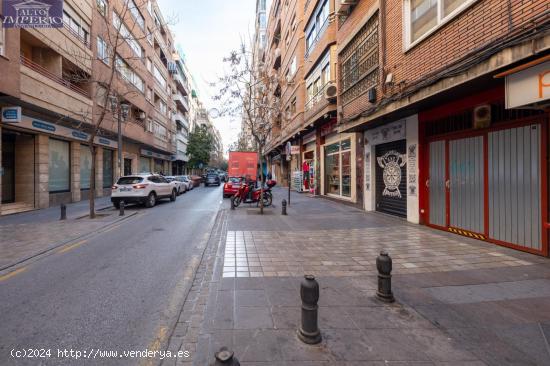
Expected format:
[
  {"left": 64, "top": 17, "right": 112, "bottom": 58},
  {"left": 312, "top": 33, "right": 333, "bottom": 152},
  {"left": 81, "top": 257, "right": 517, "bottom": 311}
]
[{"left": 0, "top": 185, "right": 224, "bottom": 365}]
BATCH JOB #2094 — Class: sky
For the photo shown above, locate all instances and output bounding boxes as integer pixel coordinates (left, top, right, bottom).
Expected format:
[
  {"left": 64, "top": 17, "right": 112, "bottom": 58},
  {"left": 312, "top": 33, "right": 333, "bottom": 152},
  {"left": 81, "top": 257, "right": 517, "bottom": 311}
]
[{"left": 157, "top": 0, "right": 257, "bottom": 153}]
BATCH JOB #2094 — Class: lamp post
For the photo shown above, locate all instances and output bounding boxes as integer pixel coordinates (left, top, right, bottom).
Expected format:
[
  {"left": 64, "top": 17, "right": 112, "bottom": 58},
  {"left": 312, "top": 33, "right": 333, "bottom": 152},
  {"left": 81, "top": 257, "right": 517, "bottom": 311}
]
[{"left": 109, "top": 95, "right": 130, "bottom": 178}]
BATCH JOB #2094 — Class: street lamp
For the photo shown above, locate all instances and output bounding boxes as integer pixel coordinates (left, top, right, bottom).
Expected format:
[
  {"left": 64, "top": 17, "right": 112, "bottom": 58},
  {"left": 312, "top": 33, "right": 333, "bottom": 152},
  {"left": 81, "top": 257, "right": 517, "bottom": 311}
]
[{"left": 109, "top": 95, "right": 130, "bottom": 178}]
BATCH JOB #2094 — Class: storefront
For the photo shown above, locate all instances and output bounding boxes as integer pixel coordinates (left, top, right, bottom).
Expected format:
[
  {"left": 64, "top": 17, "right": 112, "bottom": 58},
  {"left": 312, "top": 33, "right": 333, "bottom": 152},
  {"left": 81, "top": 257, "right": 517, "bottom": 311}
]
[
  {"left": 301, "top": 130, "right": 316, "bottom": 194},
  {"left": 364, "top": 115, "right": 420, "bottom": 222},
  {"left": 140, "top": 148, "right": 172, "bottom": 176},
  {"left": 321, "top": 132, "right": 357, "bottom": 201},
  {"left": 419, "top": 84, "right": 548, "bottom": 255}
]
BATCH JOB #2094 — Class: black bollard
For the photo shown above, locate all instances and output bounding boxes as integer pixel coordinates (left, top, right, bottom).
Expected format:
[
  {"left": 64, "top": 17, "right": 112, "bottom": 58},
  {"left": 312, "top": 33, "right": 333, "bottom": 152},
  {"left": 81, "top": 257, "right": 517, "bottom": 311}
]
[
  {"left": 230, "top": 196, "right": 235, "bottom": 210},
  {"left": 376, "top": 251, "right": 395, "bottom": 303},
  {"left": 60, "top": 203, "right": 67, "bottom": 220},
  {"left": 212, "top": 347, "right": 240, "bottom": 366},
  {"left": 119, "top": 200, "right": 125, "bottom": 216},
  {"left": 298, "top": 274, "right": 322, "bottom": 344},
  {"left": 281, "top": 199, "right": 287, "bottom": 215}
]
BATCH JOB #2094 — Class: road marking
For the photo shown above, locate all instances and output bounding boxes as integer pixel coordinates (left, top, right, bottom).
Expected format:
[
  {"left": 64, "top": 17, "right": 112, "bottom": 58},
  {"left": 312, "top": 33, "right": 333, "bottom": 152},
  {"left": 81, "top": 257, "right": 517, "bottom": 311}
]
[
  {"left": 57, "top": 240, "right": 87, "bottom": 254},
  {"left": 0, "top": 267, "right": 27, "bottom": 282},
  {"left": 102, "top": 223, "right": 122, "bottom": 234},
  {"left": 140, "top": 326, "right": 168, "bottom": 366}
]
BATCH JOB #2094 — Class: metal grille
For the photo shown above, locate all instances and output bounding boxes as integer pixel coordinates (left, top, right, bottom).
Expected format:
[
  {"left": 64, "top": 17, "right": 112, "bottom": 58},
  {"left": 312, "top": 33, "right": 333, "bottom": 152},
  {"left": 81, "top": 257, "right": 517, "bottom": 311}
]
[
  {"left": 488, "top": 124, "right": 542, "bottom": 250},
  {"left": 340, "top": 12, "right": 379, "bottom": 105},
  {"left": 375, "top": 140, "right": 407, "bottom": 217}
]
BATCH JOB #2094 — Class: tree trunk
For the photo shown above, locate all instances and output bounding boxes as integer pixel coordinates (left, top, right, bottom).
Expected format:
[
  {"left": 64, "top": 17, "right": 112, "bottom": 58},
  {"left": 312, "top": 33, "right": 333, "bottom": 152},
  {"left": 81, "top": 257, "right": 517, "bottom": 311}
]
[
  {"left": 89, "top": 144, "right": 96, "bottom": 219},
  {"left": 258, "top": 149, "right": 264, "bottom": 215}
]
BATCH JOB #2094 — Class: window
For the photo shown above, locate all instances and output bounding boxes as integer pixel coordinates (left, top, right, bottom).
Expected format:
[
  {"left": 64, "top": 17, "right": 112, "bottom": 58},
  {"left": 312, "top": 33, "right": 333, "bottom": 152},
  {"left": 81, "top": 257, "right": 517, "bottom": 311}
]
[
  {"left": 324, "top": 139, "right": 351, "bottom": 197},
  {"left": 153, "top": 64, "right": 167, "bottom": 88},
  {"left": 80, "top": 145, "right": 92, "bottom": 190},
  {"left": 151, "top": 121, "right": 167, "bottom": 140},
  {"left": 49, "top": 139, "right": 70, "bottom": 192},
  {"left": 96, "top": 0, "right": 107, "bottom": 16},
  {"left": 97, "top": 36, "right": 110, "bottom": 64},
  {"left": 129, "top": 0, "right": 145, "bottom": 29},
  {"left": 405, "top": 0, "right": 477, "bottom": 47},
  {"left": 289, "top": 55, "right": 297, "bottom": 77},
  {"left": 305, "top": 50, "right": 331, "bottom": 108},
  {"left": 259, "top": 13, "right": 266, "bottom": 28},
  {"left": 158, "top": 99, "right": 167, "bottom": 115},
  {"left": 63, "top": 7, "right": 90, "bottom": 44},
  {"left": 0, "top": 24, "right": 5, "bottom": 56},
  {"left": 115, "top": 54, "right": 144, "bottom": 92},
  {"left": 305, "top": 0, "right": 329, "bottom": 55},
  {"left": 290, "top": 97, "right": 296, "bottom": 114},
  {"left": 339, "top": 13, "right": 379, "bottom": 104},
  {"left": 113, "top": 11, "right": 142, "bottom": 59},
  {"left": 96, "top": 85, "right": 108, "bottom": 107},
  {"left": 147, "top": 27, "right": 153, "bottom": 45},
  {"left": 103, "top": 149, "right": 114, "bottom": 188}
]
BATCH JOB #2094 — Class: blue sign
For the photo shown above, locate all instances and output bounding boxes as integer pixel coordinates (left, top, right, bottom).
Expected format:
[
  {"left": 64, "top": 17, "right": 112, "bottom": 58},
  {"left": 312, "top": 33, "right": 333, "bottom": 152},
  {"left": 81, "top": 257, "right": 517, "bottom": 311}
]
[
  {"left": 98, "top": 138, "right": 111, "bottom": 146},
  {"left": 1, "top": 106, "right": 21, "bottom": 123},
  {"left": 72, "top": 131, "right": 88, "bottom": 140},
  {"left": 32, "top": 120, "right": 56, "bottom": 132}
]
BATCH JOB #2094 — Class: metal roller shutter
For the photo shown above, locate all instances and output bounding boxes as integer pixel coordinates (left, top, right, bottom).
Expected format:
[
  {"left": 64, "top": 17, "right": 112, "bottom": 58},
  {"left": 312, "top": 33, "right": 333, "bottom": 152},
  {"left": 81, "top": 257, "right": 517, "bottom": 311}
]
[{"left": 375, "top": 140, "right": 407, "bottom": 217}]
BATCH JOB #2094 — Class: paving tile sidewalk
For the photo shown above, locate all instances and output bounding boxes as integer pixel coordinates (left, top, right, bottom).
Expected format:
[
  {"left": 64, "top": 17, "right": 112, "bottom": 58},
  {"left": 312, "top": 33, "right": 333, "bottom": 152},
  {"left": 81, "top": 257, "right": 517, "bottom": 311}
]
[
  {"left": 0, "top": 197, "right": 131, "bottom": 271},
  {"left": 165, "top": 188, "right": 550, "bottom": 366}
]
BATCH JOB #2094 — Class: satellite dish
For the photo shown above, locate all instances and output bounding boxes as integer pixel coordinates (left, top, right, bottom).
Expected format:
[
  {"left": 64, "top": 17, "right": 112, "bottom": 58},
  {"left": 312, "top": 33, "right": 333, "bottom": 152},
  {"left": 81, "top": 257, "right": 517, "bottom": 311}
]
[{"left": 208, "top": 108, "right": 220, "bottom": 118}]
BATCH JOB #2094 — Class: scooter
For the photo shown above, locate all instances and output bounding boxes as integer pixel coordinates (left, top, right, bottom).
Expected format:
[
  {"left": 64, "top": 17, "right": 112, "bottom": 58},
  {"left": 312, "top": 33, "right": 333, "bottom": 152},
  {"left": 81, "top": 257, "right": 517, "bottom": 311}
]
[{"left": 232, "top": 180, "right": 277, "bottom": 207}]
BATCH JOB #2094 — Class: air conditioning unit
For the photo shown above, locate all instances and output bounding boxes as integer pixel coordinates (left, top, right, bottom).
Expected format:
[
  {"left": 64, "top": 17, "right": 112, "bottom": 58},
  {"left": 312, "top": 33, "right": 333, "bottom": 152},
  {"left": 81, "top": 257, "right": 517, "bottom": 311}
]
[
  {"left": 286, "top": 74, "right": 294, "bottom": 84},
  {"left": 473, "top": 104, "right": 491, "bottom": 129},
  {"left": 137, "top": 111, "right": 146, "bottom": 120},
  {"left": 324, "top": 82, "right": 337, "bottom": 102},
  {"left": 337, "top": 0, "right": 358, "bottom": 14}
]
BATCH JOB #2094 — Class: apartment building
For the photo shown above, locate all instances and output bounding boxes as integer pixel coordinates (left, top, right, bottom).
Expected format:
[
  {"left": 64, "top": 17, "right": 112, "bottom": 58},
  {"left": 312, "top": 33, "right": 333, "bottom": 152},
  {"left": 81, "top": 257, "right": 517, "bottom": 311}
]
[
  {"left": 0, "top": 0, "right": 185, "bottom": 215},
  {"left": 261, "top": 0, "right": 550, "bottom": 255},
  {"left": 172, "top": 50, "right": 191, "bottom": 175}
]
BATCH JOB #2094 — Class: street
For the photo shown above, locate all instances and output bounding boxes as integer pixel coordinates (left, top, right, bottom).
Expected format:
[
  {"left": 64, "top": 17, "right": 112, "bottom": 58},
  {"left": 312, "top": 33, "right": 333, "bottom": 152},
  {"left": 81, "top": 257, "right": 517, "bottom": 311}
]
[{"left": 0, "top": 185, "right": 223, "bottom": 365}]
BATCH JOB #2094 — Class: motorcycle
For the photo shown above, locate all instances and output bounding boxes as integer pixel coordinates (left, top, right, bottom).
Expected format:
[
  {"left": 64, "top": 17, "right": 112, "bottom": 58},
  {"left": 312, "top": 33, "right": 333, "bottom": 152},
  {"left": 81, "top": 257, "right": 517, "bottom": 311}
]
[{"left": 232, "top": 180, "right": 277, "bottom": 207}]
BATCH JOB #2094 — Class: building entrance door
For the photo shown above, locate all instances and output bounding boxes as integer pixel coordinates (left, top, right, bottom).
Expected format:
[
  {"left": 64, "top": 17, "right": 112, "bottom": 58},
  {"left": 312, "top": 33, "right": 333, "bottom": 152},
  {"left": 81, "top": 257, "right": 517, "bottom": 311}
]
[{"left": 1, "top": 133, "right": 15, "bottom": 204}]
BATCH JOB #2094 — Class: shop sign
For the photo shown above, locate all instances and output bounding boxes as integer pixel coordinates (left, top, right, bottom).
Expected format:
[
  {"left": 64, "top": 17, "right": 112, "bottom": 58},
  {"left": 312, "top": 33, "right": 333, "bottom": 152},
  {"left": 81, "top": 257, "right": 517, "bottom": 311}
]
[
  {"left": 320, "top": 119, "right": 337, "bottom": 137},
  {"left": 2, "top": 0, "right": 64, "bottom": 28},
  {"left": 1, "top": 106, "right": 22, "bottom": 123},
  {"left": 505, "top": 60, "right": 550, "bottom": 109},
  {"left": 290, "top": 145, "right": 300, "bottom": 155},
  {"left": 19, "top": 115, "right": 116, "bottom": 147},
  {"left": 407, "top": 144, "right": 417, "bottom": 196},
  {"left": 365, "top": 120, "right": 406, "bottom": 145},
  {"left": 140, "top": 148, "right": 171, "bottom": 161}
]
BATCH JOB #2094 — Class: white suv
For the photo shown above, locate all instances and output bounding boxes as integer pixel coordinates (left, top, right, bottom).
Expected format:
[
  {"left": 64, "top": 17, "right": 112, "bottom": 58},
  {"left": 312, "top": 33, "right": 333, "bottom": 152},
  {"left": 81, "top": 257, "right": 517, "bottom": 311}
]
[{"left": 111, "top": 174, "right": 177, "bottom": 208}]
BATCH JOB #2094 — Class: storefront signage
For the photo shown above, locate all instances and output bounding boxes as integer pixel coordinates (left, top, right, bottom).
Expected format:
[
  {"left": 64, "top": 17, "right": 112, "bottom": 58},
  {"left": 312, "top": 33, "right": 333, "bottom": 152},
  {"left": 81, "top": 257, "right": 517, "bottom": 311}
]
[
  {"left": 2, "top": 0, "right": 64, "bottom": 28},
  {"left": 365, "top": 151, "right": 371, "bottom": 192},
  {"left": 365, "top": 120, "right": 406, "bottom": 145},
  {"left": 290, "top": 145, "right": 300, "bottom": 155},
  {"left": 377, "top": 150, "right": 406, "bottom": 198},
  {"left": 407, "top": 144, "right": 417, "bottom": 197},
  {"left": 19, "top": 115, "right": 116, "bottom": 147},
  {"left": 320, "top": 119, "right": 337, "bottom": 137},
  {"left": 140, "top": 148, "right": 171, "bottom": 161},
  {"left": 505, "top": 60, "right": 550, "bottom": 109},
  {"left": 1, "top": 106, "right": 22, "bottom": 123}
]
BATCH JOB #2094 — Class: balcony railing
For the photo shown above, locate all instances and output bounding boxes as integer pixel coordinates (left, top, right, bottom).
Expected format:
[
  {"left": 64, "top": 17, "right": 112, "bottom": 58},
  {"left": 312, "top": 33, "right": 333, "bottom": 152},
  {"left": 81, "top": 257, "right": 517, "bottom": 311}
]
[
  {"left": 305, "top": 81, "right": 331, "bottom": 112},
  {"left": 63, "top": 22, "right": 91, "bottom": 49},
  {"left": 20, "top": 55, "right": 90, "bottom": 98}
]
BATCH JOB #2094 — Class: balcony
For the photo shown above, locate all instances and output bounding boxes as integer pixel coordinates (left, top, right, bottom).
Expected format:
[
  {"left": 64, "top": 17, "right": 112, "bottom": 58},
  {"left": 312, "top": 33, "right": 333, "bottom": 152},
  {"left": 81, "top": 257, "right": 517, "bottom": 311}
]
[
  {"left": 173, "top": 93, "right": 189, "bottom": 112},
  {"left": 20, "top": 55, "right": 92, "bottom": 121},
  {"left": 174, "top": 111, "right": 189, "bottom": 127},
  {"left": 174, "top": 72, "right": 190, "bottom": 96},
  {"left": 63, "top": 22, "right": 91, "bottom": 49}
]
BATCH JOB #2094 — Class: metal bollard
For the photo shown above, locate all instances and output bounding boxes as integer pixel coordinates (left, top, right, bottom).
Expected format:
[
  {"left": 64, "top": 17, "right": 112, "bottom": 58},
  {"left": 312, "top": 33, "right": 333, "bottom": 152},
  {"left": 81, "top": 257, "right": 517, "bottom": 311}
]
[
  {"left": 60, "top": 203, "right": 67, "bottom": 220},
  {"left": 281, "top": 199, "right": 287, "bottom": 215},
  {"left": 230, "top": 196, "right": 235, "bottom": 210},
  {"left": 119, "top": 201, "right": 125, "bottom": 216},
  {"left": 376, "top": 251, "right": 395, "bottom": 303},
  {"left": 297, "top": 274, "right": 322, "bottom": 344},
  {"left": 212, "top": 347, "right": 240, "bottom": 366}
]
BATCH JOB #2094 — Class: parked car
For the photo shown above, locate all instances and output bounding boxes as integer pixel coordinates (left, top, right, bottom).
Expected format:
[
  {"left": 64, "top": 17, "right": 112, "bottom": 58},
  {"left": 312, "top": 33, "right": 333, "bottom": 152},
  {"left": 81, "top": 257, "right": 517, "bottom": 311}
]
[
  {"left": 111, "top": 174, "right": 177, "bottom": 208},
  {"left": 165, "top": 176, "right": 186, "bottom": 195},
  {"left": 223, "top": 176, "right": 242, "bottom": 198},
  {"left": 175, "top": 175, "right": 192, "bottom": 191},
  {"left": 205, "top": 173, "right": 221, "bottom": 186}
]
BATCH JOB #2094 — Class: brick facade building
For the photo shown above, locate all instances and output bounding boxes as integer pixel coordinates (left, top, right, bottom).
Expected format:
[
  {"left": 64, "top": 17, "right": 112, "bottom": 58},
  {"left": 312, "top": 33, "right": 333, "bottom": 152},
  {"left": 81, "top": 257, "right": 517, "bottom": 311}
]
[{"left": 263, "top": 0, "right": 550, "bottom": 255}]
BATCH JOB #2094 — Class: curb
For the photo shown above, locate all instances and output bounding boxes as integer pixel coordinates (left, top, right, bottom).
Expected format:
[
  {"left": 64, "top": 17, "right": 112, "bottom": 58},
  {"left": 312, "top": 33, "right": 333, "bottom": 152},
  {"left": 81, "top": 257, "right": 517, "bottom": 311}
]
[{"left": 0, "top": 211, "right": 139, "bottom": 274}]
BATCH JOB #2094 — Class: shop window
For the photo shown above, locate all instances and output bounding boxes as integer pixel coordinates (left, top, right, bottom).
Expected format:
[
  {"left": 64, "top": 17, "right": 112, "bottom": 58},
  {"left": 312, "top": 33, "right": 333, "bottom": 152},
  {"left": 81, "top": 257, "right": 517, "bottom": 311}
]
[
  {"left": 103, "top": 149, "right": 114, "bottom": 188},
  {"left": 140, "top": 157, "right": 150, "bottom": 173},
  {"left": 49, "top": 139, "right": 70, "bottom": 192},
  {"left": 404, "top": 0, "right": 477, "bottom": 48},
  {"left": 80, "top": 145, "right": 92, "bottom": 189},
  {"left": 324, "top": 139, "right": 351, "bottom": 197}
]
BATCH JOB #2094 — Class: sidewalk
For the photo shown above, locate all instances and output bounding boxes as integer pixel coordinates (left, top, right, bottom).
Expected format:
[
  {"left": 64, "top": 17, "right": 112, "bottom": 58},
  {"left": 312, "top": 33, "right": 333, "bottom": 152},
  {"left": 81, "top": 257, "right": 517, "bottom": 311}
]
[
  {"left": 0, "top": 197, "right": 132, "bottom": 271},
  {"left": 165, "top": 187, "right": 550, "bottom": 366}
]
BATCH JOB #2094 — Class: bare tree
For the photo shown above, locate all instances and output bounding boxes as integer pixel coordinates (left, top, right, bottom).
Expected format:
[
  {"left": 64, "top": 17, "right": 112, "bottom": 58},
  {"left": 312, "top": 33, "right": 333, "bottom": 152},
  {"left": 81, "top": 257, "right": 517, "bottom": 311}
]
[
  {"left": 60, "top": 0, "right": 177, "bottom": 218},
  {"left": 214, "top": 41, "right": 285, "bottom": 214}
]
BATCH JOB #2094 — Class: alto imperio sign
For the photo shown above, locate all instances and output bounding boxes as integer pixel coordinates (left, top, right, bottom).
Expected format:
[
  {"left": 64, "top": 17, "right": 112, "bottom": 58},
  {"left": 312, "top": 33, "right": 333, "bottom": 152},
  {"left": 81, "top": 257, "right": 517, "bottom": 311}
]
[{"left": 2, "top": 0, "right": 63, "bottom": 28}]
